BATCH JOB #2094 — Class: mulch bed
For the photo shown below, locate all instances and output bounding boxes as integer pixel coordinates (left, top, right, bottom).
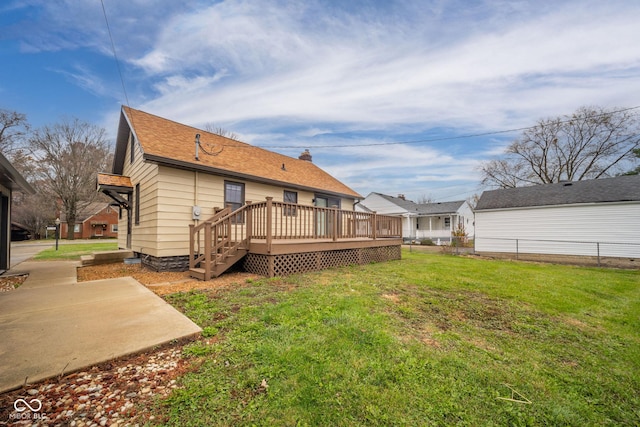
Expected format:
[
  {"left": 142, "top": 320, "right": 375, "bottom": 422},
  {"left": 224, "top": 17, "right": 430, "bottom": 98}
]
[
  {"left": 0, "top": 274, "right": 28, "bottom": 293},
  {"left": 76, "top": 263, "right": 261, "bottom": 296}
]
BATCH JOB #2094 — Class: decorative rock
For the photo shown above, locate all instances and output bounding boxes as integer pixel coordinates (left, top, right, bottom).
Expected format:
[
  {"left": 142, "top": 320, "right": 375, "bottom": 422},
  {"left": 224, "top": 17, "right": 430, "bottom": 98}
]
[{"left": 0, "top": 342, "right": 189, "bottom": 426}]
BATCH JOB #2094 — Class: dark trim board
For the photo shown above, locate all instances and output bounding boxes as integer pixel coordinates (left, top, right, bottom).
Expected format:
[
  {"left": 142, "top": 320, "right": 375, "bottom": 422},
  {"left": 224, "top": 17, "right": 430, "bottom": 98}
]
[{"left": 248, "top": 238, "right": 403, "bottom": 255}]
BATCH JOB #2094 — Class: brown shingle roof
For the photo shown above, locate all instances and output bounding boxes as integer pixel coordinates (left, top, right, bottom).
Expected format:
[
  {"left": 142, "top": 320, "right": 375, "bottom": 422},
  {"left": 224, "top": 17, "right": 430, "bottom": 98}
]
[{"left": 118, "top": 107, "right": 361, "bottom": 198}]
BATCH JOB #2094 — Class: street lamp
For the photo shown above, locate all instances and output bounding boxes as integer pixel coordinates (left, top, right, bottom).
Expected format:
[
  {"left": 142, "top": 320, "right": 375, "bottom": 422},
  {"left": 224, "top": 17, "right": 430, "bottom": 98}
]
[{"left": 55, "top": 218, "right": 61, "bottom": 251}]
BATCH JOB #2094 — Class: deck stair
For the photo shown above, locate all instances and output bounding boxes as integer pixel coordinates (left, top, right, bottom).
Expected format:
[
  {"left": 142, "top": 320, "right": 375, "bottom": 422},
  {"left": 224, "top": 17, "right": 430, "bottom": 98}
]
[{"left": 189, "top": 205, "right": 250, "bottom": 280}]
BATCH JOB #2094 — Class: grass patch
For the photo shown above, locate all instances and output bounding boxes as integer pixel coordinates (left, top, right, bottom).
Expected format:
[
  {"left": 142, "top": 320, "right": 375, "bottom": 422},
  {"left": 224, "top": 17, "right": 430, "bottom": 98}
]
[
  {"left": 159, "top": 251, "right": 640, "bottom": 426},
  {"left": 34, "top": 241, "right": 118, "bottom": 260}
]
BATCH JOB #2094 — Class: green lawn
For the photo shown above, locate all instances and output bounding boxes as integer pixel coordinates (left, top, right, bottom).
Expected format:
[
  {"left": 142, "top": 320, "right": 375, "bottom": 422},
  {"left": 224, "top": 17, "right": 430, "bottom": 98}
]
[
  {"left": 34, "top": 241, "right": 118, "bottom": 260},
  {"left": 160, "top": 251, "right": 640, "bottom": 426}
]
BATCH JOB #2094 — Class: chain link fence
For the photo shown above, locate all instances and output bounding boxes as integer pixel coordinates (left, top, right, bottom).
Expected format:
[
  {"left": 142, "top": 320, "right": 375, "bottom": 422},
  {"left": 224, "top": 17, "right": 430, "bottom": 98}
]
[{"left": 474, "top": 237, "right": 640, "bottom": 267}]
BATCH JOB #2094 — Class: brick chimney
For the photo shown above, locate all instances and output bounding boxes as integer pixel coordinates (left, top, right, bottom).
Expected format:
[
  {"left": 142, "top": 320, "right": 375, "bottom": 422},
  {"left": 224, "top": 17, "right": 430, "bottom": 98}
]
[{"left": 298, "top": 149, "right": 312, "bottom": 162}]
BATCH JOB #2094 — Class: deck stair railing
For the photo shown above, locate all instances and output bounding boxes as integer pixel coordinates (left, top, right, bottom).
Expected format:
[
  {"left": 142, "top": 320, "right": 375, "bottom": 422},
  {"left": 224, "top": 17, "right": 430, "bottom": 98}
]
[{"left": 189, "top": 203, "right": 253, "bottom": 280}]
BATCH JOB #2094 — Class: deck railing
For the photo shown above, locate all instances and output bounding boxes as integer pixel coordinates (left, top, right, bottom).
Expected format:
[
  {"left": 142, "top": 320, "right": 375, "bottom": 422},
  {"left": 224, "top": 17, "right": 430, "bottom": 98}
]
[
  {"left": 249, "top": 197, "right": 402, "bottom": 242},
  {"left": 189, "top": 197, "right": 402, "bottom": 277}
]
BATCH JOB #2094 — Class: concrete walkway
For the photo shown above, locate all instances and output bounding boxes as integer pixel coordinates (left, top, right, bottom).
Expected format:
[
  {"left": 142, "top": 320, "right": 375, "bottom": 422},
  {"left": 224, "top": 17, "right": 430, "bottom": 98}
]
[{"left": 0, "top": 261, "right": 202, "bottom": 393}]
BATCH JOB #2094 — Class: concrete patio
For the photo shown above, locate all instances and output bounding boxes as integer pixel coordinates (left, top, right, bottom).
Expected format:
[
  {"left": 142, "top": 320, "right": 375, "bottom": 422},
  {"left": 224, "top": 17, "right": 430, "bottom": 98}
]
[{"left": 0, "top": 259, "right": 201, "bottom": 393}]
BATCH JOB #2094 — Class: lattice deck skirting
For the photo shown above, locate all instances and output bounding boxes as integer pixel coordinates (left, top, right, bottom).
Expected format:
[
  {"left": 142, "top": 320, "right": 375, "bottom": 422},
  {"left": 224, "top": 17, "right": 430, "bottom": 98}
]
[{"left": 243, "top": 245, "right": 401, "bottom": 277}]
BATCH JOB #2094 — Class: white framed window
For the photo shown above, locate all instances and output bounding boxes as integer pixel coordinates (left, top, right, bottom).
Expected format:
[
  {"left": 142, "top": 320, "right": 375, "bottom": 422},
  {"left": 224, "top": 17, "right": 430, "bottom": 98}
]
[
  {"left": 224, "top": 181, "right": 245, "bottom": 223},
  {"left": 284, "top": 190, "right": 298, "bottom": 216},
  {"left": 111, "top": 224, "right": 118, "bottom": 233},
  {"left": 135, "top": 183, "right": 140, "bottom": 225},
  {"left": 74, "top": 224, "right": 81, "bottom": 233}
]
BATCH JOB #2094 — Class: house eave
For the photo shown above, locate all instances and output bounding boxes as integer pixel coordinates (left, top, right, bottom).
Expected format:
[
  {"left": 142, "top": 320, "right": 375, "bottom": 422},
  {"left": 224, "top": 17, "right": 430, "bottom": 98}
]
[
  {"left": 113, "top": 108, "right": 142, "bottom": 175},
  {"left": 143, "top": 153, "right": 361, "bottom": 200},
  {"left": 475, "top": 199, "right": 640, "bottom": 212},
  {"left": 0, "top": 153, "right": 35, "bottom": 195}
]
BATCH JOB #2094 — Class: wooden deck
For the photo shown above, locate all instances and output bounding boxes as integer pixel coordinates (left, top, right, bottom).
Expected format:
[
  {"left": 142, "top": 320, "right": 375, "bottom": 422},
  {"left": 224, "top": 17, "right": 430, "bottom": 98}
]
[{"left": 189, "top": 198, "right": 403, "bottom": 279}]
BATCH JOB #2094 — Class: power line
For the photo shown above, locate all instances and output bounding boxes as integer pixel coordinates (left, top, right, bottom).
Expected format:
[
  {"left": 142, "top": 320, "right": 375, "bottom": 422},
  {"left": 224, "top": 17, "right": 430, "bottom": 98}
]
[
  {"left": 101, "top": 0, "right": 130, "bottom": 108},
  {"left": 243, "top": 105, "right": 640, "bottom": 149}
]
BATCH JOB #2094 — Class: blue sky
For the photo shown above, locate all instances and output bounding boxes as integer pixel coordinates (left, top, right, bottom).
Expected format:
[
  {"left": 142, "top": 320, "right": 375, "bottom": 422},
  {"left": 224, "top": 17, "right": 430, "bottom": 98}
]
[{"left": 1, "top": 0, "right": 639, "bottom": 202}]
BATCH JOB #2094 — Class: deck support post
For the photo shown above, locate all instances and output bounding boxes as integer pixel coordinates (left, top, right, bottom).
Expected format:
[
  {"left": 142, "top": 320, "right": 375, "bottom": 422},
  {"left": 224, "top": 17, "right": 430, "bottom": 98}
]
[
  {"left": 204, "top": 222, "right": 212, "bottom": 280},
  {"left": 189, "top": 224, "right": 195, "bottom": 270},
  {"left": 372, "top": 212, "right": 377, "bottom": 240},
  {"left": 266, "top": 197, "right": 273, "bottom": 253},
  {"left": 332, "top": 207, "right": 338, "bottom": 242},
  {"left": 246, "top": 201, "right": 252, "bottom": 245}
]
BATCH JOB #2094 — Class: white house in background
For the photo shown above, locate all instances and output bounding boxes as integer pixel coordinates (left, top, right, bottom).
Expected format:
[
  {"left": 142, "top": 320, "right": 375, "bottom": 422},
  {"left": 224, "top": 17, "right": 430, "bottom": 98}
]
[
  {"left": 474, "top": 175, "right": 640, "bottom": 258},
  {"left": 356, "top": 193, "right": 475, "bottom": 243}
]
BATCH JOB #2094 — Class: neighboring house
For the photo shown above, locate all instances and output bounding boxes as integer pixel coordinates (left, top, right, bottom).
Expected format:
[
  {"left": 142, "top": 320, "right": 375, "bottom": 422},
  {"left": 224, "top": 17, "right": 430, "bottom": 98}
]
[
  {"left": 0, "top": 152, "right": 35, "bottom": 271},
  {"left": 474, "top": 175, "right": 640, "bottom": 259},
  {"left": 98, "top": 107, "right": 402, "bottom": 278},
  {"left": 59, "top": 202, "right": 119, "bottom": 239},
  {"left": 356, "top": 193, "right": 475, "bottom": 243}
]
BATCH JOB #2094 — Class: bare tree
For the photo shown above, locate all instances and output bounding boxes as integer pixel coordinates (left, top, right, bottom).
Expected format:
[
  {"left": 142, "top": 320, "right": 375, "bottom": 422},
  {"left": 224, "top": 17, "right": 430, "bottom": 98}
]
[
  {"left": 12, "top": 188, "right": 56, "bottom": 239},
  {"left": 29, "top": 118, "right": 112, "bottom": 239},
  {"left": 9, "top": 150, "right": 55, "bottom": 239},
  {"left": 466, "top": 193, "right": 481, "bottom": 210},
  {"left": 0, "top": 109, "right": 30, "bottom": 155},
  {"left": 623, "top": 148, "right": 640, "bottom": 175},
  {"left": 480, "top": 106, "right": 640, "bottom": 188},
  {"left": 203, "top": 122, "right": 239, "bottom": 140},
  {"left": 416, "top": 194, "right": 434, "bottom": 204}
]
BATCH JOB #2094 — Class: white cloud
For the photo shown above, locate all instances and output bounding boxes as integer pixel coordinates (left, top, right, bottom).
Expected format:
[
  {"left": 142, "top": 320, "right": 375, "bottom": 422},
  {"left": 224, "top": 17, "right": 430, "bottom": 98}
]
[
  {"left": 133, "top": 0, "right": 640, "bottom": 134},
  {"left": 16, "top": 0, "right": 639, "bottom": 201}
]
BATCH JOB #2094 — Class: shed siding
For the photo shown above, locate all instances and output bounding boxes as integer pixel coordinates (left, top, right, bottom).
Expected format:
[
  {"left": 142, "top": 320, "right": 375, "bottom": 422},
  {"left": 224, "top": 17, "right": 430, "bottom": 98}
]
[{"left": 475, "top": 202, "right": 640, "bottom": 258}]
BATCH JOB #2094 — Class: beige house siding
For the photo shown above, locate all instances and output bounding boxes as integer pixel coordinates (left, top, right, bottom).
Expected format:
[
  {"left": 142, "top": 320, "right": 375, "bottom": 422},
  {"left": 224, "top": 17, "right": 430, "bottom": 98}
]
[
  {"left": 119, "top": 132, "right": 160, "bottom": 255},
  {"left": 155, "top": 167, "right": 195, "bottom": 257},
  {"left": 139, "top": 166, "right": 356, "bottom": 258}
]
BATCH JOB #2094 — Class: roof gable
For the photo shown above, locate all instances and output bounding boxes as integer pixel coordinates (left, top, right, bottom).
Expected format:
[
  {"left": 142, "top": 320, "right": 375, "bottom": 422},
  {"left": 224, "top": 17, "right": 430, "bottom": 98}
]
[
  {"left": 113, "top": 107, "right": 360, "bottom": 199},
  {"left": 367, "top": 193, "right": 467, "bottom": 215},
  {"left": 476, "top": 175, "right": 640, "bottom": 211},
  {"left": 373, "top": 193, "right": 418, "bottom": 212}
]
